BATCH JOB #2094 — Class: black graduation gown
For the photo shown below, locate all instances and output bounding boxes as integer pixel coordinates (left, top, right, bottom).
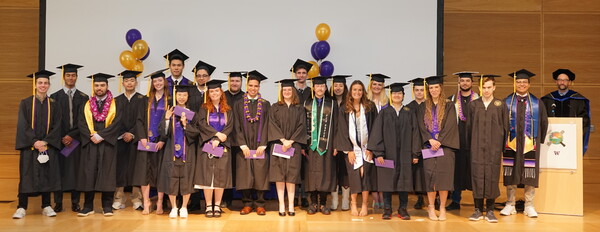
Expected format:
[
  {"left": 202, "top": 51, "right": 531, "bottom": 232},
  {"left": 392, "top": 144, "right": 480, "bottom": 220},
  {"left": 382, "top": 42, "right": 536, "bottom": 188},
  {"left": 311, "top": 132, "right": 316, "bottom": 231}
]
[
  {"left": 502, "top": 93, "right": 548, "bottom": 187},
  {"left": 77, "top": 96, "right": 122, "bottom": 192},
  {"left": 467, "top": 98, "right": 508, "bottom": 199},
  {"left": 50, "top": 89, "right": 88, "bottom": 191},
  {"left": 416, "top": 100, "right": 459, "bottom": 192},
  {"left": 296, "top": 86, "right": 312, "bottom": 105},
  {"left": 449, "top": 94, "right": 476, "bottom": 191},
  {"left": 333, "top": 99, "right": 349, "bottom": 188},
  {"left": 303, "top": 97, "right": 338, "bottom": 192},
  {"left": 15, "top": 96, "right": 62, "bottom": 193},
  {"left": 132, "top": 97, "right": 169, "bottom": 187},
  {"left": 115, "top": 93, "right": 147, "bottom": 187},
  {"left": 267, "top": 102, "right": 307, "bottom": 184},
  {"left": 192, "top": 107, "right": 234, "bottom": 189},
  {"left": 541, "top": 90, "right": 590, "bottom": 154},
  {"left": 406, "top": 100, "right": 426, "bottom": 192},
  {"left": 335, "top": 102, "right": 378, "bottom": 194},
  {"left": 233, "top": 98, "right": 270, "bottom": 190},
  {"left": 368, "top": 105, "right": 418, "bottom": 193},
  {"left": 225, "top": 90, "right": 245, "bottom": 111},
  {"left": 157, "top": 114, "right": 197, "bottom": 196},
  {"left": 187, "top": 85, "right": 205, "bottom": 113}
]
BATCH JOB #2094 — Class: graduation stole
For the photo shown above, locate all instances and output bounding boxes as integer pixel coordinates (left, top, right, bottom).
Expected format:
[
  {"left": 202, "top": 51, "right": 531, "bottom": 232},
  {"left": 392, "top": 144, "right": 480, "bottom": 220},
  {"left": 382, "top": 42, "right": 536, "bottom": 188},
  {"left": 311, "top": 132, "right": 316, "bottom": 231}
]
[
  {"left": 84, "top": 92, "right": 116, "bottom": 134},
  {"left": 173, "top": 115, "right": 186, "bottom": 162},
  {"left": 505, "top": 93, "right": 540, "bottom": 154},
  {"left": 455, "top": 90, "right": 477, "bottom": 121},
  {"left": 148, "top": 96, "right": 166, "bottom": 142},
  {"left": 306, "top": 97, "right": 334, "bottom": 155}
]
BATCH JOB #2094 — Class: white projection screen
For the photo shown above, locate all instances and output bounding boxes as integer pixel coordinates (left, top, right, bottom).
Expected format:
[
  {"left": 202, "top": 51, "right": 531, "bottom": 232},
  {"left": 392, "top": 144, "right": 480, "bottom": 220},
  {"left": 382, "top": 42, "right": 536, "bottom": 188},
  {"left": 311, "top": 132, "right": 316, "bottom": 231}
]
[{"left": 43, "top": 0, "right": 442, "bottom": 101}]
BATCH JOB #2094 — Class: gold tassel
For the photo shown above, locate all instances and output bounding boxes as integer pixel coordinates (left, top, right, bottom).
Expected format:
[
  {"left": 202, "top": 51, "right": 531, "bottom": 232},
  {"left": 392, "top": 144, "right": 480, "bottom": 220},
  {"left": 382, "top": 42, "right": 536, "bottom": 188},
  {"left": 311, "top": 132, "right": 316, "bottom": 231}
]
[
  {"left": 91, "top": 75, "right": 95, "bottom": 97},
  {"left": 173, "top": 83, "right": 176, "bottom": 106},
  {"left": 311, "top": 78, "right": 314, "bottom": 99},
  {"left": 118, "top": 74, "right": 122, "bottom": 93},
  {"left": 291, "top": 67, "right": 294, "bottom": 79},
  {"left": 61, "top": 65, "right": 64, "bottom": 86},
  {"left": 228, "top": 73, "right": 231, "bottom": 91},
  {"left": 424, "top": 78, "right": 427, "bottom": 100},
  {"left": 388, "top": 87, "right": 392, "bottom": 106},
  {"left": 411, "top": 82, "right": 415, "bottom": 100},
  {"left": 147, "top": 76, "right": 151, "bottom": 96},
  {"left": 513, "top": 72, "right": 516, "bottom": 93},
  {"left": 330, "top": 78, "right": 334, "bottom": 97},
  {"left": 246, "top": 72, "right": 249, "bottom": 92},
  {"left": 278, "top": 82, "right": 282, "bottom": 102},
  {"left": 368, "top": 74, "right": 372, "bottom": 92},
  {"left": 166, "top": 54, "right": 169, "bottom": 69},
  {"left": 479, "top": 74, "right": 483, "bottom": 95}
]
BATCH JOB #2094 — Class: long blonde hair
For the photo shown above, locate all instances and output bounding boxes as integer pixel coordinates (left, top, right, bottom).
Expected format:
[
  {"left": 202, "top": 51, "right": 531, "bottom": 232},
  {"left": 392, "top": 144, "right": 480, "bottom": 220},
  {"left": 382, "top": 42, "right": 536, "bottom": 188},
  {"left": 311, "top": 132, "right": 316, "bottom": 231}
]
[
  {"left": 424, "top": 84, "right": 446, "bottom": 132},
  {"left": 367, "top": 82, "right": 389, "bottom": 105}
]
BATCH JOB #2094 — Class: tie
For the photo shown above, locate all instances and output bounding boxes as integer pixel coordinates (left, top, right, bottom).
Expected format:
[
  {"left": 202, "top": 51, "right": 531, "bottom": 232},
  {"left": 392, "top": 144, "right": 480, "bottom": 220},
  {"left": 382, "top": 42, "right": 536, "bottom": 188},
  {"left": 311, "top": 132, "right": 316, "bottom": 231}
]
[
  {"left": 174, "top": 80, "right": 179, "bottom": 86},
  {"left": 68, "top": 89, "right": 74, "bottom": 128},
  {"left": 97, "top": 99, "right": 104, "bottom": 112}
]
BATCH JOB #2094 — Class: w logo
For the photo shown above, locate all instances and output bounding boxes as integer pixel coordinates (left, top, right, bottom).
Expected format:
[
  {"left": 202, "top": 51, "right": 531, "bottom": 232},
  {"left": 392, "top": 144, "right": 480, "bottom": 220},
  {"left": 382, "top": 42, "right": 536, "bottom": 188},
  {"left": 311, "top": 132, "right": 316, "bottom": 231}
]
[{"left": 554, "top": 151, "right": 560, "bottom": 156}]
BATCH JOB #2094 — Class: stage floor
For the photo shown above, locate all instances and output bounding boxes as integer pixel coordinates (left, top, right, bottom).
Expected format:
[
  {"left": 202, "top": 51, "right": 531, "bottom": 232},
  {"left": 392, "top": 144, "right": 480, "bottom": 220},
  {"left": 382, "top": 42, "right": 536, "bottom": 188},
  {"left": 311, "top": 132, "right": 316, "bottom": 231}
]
[{"left": 2, "top": 159, "right": 600, "bottom": 232}]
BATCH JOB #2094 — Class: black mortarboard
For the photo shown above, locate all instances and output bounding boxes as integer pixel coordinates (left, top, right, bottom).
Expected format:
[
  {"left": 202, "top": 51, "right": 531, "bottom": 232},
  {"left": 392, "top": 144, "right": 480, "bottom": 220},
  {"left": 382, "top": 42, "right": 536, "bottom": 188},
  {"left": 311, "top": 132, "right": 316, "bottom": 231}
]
[
  {"left": 192, "top": 60, "right": 216, "bottom": 75},
  {"left": 56, "top": 63, "right": 83, "bottom": 73},
  {"left": 86, "top": 73, "right": 115, "bottom": 83},
  {"left": 145, "top": 68, "right": 168, "bottom": 79},
  {"left": 424, "top": 75, "right": 445, "bottom": 85},
  {"left": 385, "top": 82, "right": 409, "bottom": 93},
  {"left": 508, "top": 69, "right": 536, "bottom": 79},
  {"left": 275, "top": 79, "right": 296, "bottom": 87},
  {"left": 27, "top": 70, "right": 55, "bottom": 79},
  {"left": 366, "top": 73, "right": 390, "bottom": 83},
  {"left": 290, "top": 59, "right": 313, "bottom": 72},
  {"left": 246, "top": 70, "right": 268, "bottom": 82},
  {"left": 118, "top": 70, "right": 142, "bottom": 79},
  {"left": 205, "top": 79, "right": 227, "bottom": 89},
  {"left": 552, "top": 69, "right": 575, "bottom": 81},
  {"left": 174, "top": 84, "right": 194, "bottom": 93},
  {"left": 453, "top": 71, "right": 479, "bottom": 79},
  {"left": 479, "top": 74, "right": 501, "bottom": 80},
  {"left": 332, "top": 75, "right": 351, "bottom": 83},
  {"left": 409, "top": 77, "right": 425, "bottom": 86},
  {"left": 163, "top": 49, "right": 189, "bottom": 61},
  {"left": 311, "top": 76, "right": 330, "bottom": 85},
  {"left": 225, "top": 71, "right": 246, "bottom": 78}
]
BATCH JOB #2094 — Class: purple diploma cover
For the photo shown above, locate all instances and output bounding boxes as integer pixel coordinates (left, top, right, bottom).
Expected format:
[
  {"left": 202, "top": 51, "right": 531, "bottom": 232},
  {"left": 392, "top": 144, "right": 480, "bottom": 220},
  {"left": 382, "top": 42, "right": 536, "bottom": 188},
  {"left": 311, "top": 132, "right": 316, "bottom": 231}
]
[
  {"left": 202, "top": 142, "right": 224, "bottom": 157},
  {"left": 60, "top": 139, "right": 80, "bottom": 157},
  {"left": 374, "top": 159, "right": 395, "bottom": 169},
  {"left": 137, "top": 141, "right": 159, "bottom": 152},
  {"left": 174, "top": 106, "right": 195, "bottom": 121},
  {"left": 246, "top": 150, "right": 265, "bottom": 159},
  {"left": 422, "top": 148, "right": 445, "bottom": 159},
  {"left": 272, "top": 144, "right": 294, "bottom": 159}
]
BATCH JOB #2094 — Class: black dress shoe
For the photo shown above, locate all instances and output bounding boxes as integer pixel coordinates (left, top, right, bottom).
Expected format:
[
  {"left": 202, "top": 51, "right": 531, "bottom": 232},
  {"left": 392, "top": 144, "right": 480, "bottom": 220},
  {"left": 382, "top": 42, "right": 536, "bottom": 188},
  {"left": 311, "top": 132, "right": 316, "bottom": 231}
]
[
  {"left": 301, "top": 198, "right": 309, "bottom": 208},
  {"left": 320, "top": 205, "right": 331, "bottom": 215},
  {"left": 53, "top": 203, "right": 63, "bottom": 213},
  {"left": 287, "top": 211, "right": 296, "bottom": 216},
  {"left": 398, "top": 208, "right": 411, "bottom": 220},
  {"left": 382, "top": 208, "right": 392, "bottom": 220},
  {"left": 279, "top": 212, "right": 286, "bottom": 217},
  {"left": 71, "top": 204, "right": 81, "bottom": 212},
  {"left": 307, "top": 204, "right": 317, "bottom": 215},
  {"left": 445, "top": 202, "right": 461, "bottom": 211}
]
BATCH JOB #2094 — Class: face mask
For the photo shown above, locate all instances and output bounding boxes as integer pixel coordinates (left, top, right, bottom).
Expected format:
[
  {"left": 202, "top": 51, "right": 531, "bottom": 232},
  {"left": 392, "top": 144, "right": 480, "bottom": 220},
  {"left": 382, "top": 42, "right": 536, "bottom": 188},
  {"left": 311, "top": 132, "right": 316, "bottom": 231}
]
[{"left": 37, "top": 151, "right": 49, "bottom": 164}]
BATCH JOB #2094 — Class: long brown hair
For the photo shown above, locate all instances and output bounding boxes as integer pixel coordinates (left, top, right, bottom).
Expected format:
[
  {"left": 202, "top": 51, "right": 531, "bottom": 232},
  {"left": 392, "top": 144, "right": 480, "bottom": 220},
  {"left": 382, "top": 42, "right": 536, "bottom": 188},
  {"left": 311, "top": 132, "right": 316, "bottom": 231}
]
[
  {"left": 424, "top": 84, "right": 446, "bottom": 132},
  {"left": 344, "top": 80, "right": 372, "bottom": 114},
  {"left": 148, "top": 76, "right": 170, "bottom": 109},
  {"left": 277, "top": 86, "right": 300, "bottom": 106},
  {"left": 202, "top": 88, "right": 231, "bottom": 113}
]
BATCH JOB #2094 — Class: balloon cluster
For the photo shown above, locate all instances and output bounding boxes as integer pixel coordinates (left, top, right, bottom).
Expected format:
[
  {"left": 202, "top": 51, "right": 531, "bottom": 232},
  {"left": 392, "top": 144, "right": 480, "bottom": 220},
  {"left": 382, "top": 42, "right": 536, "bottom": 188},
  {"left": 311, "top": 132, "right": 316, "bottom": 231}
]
[
  {"left": 119, "top": 29, "right": 150, "bottom": 73},
  {"left": 308, "top": 23, "right": 334, "bottom": 78}
]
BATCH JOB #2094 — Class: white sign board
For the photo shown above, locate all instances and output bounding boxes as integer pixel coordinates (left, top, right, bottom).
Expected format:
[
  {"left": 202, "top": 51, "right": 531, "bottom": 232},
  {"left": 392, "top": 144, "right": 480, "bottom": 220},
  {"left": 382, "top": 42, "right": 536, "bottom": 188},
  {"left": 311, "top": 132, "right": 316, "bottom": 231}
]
[{"left": 539, "top": 122, "right": 578, "bottom": 169}]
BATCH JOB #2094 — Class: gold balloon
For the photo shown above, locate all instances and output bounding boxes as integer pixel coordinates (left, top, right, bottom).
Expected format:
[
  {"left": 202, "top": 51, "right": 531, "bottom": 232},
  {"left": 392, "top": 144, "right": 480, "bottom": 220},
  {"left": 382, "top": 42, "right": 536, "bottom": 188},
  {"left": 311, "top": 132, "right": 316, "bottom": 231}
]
[
  {"left": 315, "top": 23, "right": 331, "bottom": 41},
  {"left": 119, "top": 50, "right": 136, "bottom": 69},
  {"left": 131, "top": 60, "right": 144, "bottom": 73},
  {"left": 307, "top": 61, "right": 320, "bottom": 78},
  {"left": 131, "top": 39, "right": 149, "bottom": 59}
]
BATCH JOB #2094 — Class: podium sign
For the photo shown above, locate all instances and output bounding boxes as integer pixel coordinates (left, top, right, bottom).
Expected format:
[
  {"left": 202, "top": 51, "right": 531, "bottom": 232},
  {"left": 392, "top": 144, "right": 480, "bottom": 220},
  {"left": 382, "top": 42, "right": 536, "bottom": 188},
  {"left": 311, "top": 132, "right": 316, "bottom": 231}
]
[{"left": 536, "top": 117, "right": 583, "bottom": 216}]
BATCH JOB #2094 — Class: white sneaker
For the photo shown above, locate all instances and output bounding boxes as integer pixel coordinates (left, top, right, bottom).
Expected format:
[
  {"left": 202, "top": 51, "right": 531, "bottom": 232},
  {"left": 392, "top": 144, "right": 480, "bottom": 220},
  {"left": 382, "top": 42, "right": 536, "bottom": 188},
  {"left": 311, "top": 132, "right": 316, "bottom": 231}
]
[
  {"left": 524, "top": 206, "right": 538, "bottom": 218},
  {"left": 133, "top": 202, "right": 143, "bottom": 210},
  {"left": 42, "top": 206, "right": 57, "bottom": 217},
  {"left": 179, "top": 208, "right": 188, "bottom": 218},
  {"left": 112, "top": 202, "right": 124, "bottom": 210},
  {"left": 169, "top": 208, "right": 178, "bottom": 219},
  {"left": 12, "top": 208, "right": 26, "bottom": 219},
  {"left": 500, "top": 204, "right": 516, "bottom": 216}
]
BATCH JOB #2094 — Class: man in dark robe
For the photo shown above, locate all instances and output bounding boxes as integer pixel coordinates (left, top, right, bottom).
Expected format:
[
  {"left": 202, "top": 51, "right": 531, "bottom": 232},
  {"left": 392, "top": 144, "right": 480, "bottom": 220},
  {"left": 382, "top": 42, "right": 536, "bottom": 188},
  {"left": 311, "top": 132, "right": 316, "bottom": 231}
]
[
  {"left": 541, "top": 68, "right": 590, "bottom": 155},
  {"left": 164, "top": 49, "right": 191, "bottom": 99},
  {"left": 500, "top": 69, "right": 548, "bottom": 218},
  {"left": 303, "top": 76, "right": 338, "bottom": 215},
  {"left": 225, "top": 72, "right": 246, "bottom": 108},
  {"left": 233, "top": 71, "right": 270, "bottom": 215},
  {"left": 446, "top": 71, "right": 479, "bottom": 211},
  {"left": 223, "top": 71, "right": 247, "bottom": 208},
  {"left": 76, "top": 73, "right": 122, "bottom": 217},
  {"left": 50, "top": 64, "right": 87, "bottom": 213},
  {"left": 113, "top": 70, "right": 146, "bottom": 211},
  {"left": 13, "top": 70, "right": 62, "bottom": 219},
  {"left": 291, "top": 59, "right": 313, "bottom": 208},
  {"left": 466, "top": 75, "right": 508, "bottom": 222},
  {"left": 407, "top": 77, "right": 427, "bottom": 209}
]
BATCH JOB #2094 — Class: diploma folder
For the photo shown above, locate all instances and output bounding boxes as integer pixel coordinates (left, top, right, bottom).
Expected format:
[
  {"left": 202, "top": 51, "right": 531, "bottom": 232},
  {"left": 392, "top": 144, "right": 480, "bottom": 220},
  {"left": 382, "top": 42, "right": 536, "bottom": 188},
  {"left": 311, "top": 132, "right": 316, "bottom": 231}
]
[
  {"left": 60, "top": 139, "right": 80, "bottom": 157},
  {"left": 422, "top": 148, "right": 445, "bottom": 159},
  {"left": 246, "top": 150, "right": 265, "bottom": 159},
  {"left": 137, "top": 141, "right": 159, "bottom": 152},
  {"left": 374, "top": 159, "right": 395, "bottom": 169},
  {"left": 272, "top": 144, "right": 294, "bottom": 159},
  {"left": 173, "top": 106, "right": 195, "bottom": 121},
  {"left": 202, "top": 142, "right": 224, "bottom": 157}
]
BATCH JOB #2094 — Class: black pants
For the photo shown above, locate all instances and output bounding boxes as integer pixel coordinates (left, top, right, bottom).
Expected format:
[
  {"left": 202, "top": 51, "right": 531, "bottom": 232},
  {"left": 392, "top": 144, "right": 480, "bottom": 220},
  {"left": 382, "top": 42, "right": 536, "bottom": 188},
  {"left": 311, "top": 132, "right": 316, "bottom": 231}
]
[
  {"left": 241, "top": 189, "right": 265, "bottom": 207},
  {"left": 54, "top": 190, "right": 81, "bottom": 205},
  {"left": 309, "top": 191, "right": 328, "bottom": 206},
  {"left": 18, "top": 192, "right": 51, "bottom": 210},
  {"left": 83, "top": 191, "right": 114, "bottom": 211},
  {"left": 474, "top": 198, "right": 496, "bottom": 211},
  {"left": 383, "top": 192, "right": 408, "bottom": 210}
]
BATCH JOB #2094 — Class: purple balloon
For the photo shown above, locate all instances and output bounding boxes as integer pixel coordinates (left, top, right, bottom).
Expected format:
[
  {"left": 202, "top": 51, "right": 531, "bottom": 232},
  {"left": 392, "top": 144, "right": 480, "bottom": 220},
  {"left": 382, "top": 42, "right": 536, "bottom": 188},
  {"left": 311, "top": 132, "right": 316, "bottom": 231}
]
[
  {"left": 126, "top": 29, "right": 142, "bottom": 47},
  {"left": 315, "top": 41, "right": 330, "bottom": 60},
  {"left": 311, "top": 42, "right": 320, "bottom": 60},
  {"left": 320, "top": 61, "right": 334, "bottom": 76},
  {"left": 141, "top": 47, "right": 150, "bottom": 61}
]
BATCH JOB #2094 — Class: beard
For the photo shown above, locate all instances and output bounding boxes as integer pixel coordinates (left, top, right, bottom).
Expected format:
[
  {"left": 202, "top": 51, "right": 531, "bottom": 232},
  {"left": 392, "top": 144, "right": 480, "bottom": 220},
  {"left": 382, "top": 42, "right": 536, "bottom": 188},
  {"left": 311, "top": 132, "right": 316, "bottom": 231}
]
[
  {"left": 558, "top": 84, "right": 568, "bottom": 90},
  {"left": 460, "top": 86, "right": 472, "bottom": 92}
]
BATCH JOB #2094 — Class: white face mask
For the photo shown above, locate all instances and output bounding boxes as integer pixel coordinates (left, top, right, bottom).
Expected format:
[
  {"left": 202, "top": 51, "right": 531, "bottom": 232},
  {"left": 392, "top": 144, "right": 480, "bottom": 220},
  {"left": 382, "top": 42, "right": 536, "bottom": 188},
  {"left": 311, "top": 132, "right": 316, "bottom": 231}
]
[{"left": 37, "top": 151, "right": 49, "bottom": 164}]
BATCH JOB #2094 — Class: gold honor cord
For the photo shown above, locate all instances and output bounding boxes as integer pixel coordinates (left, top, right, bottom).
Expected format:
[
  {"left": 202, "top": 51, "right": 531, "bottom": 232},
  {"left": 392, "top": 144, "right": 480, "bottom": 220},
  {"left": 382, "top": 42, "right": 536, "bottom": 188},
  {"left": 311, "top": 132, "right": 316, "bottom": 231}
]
[{"left": 513, "top": 72, "right": 516, "bottom": 93}]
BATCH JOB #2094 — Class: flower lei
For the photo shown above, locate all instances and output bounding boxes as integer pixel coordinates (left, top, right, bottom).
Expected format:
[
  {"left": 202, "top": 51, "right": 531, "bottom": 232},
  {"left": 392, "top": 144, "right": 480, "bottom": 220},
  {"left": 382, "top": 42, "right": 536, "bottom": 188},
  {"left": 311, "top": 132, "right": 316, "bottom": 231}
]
[
  {"left": 89, "top": 90, "right": 113, "bottom": 121},
  {"left": 243, "top": 93, "right": 263, "bottom": 123},
  {"left": 456, "top": 90, "right": 476, "bottom": 121}
]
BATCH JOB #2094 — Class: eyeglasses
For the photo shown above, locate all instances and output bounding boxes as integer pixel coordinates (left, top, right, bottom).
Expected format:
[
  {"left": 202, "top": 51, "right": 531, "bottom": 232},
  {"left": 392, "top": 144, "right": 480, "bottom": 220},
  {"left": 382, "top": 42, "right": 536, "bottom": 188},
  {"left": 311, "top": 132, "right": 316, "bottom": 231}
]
[{"left": 196, "top": 74, "right": 209, "bottom": 78}]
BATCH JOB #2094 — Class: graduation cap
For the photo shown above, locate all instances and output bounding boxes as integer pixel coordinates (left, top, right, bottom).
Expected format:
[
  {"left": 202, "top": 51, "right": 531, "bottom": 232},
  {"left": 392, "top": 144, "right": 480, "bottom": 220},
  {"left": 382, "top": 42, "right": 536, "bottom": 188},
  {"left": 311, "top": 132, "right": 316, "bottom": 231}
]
[
  {"left": 424, "top": 75, "right": 445, "bottom": 85},
  {"left": 452, "top": 71, "right": 479, "bottom": 79},
  {"left": 409, "top": 77, "right": 425, "bottom": 86},
  {"left": 164, "top": 49, "right": 189, "bottom": 62},
  {"left": 174, "top": 84, "right": 194, "bottom": 93},
  {"left": 508, "top": 69, "right": 535, "bottom": 93},
  {"left": 275, "top": 79, "right": 297, "bottom": 102},
  {"left": 192, "top": 60, "right": 216, "bottom": 76},
  {"left": 246, "top": 70, "right": 268, "bottom": 82},
  {"left": 86, "top": 73, "right": 115, "bottom": 83},
  {"left": 118, "top": 70, "right": 141, "bottom": 79},
  {"left": 474, "top": 74, "right": 501, "bottom": 94},
  {"left": 311, "top": 76, "right": 330, "bottom": 85},
  {"left": 552, "top": 68, "right": 575, "bottom": 81},
  {"left": 332, "top": 75, "right": 351, "bottom": 83},
  {"left": 225, "top": 71, "right": 246, "bottom": 78},
  {"left": 386, "top": 82, "right": 409, "bottom": 93},
  {"left": 366, "top": 73, "right": 390, "bottom": 83},
  {"left": 27, "top": 70, "right": 55, "bottom": 79},
  {"left": 205, "top": 79, "right": 227, "bottom": 89},
  {"left": 290, "top": 59, "right": 313, "bottom": 73},
  {"left": 57, "top": 63, "right": 83, "bottom": 73},
  {"left": 145, "top": 68, "right": 168, "bottom": 79}
]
